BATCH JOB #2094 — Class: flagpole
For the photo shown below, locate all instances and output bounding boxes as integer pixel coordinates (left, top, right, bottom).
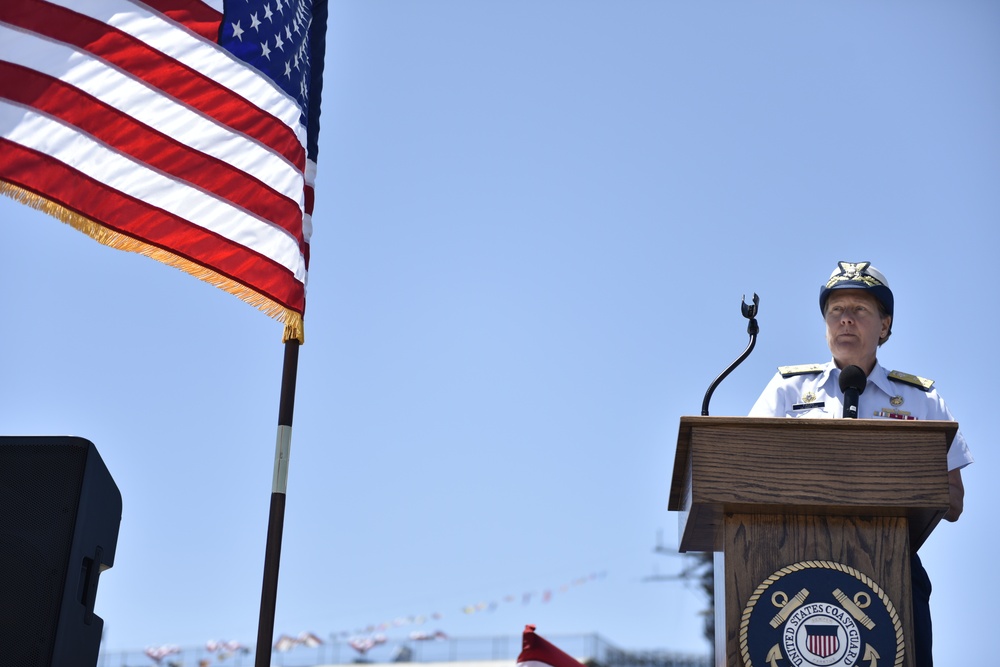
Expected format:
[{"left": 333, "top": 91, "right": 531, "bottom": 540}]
[{"left": 255, "top": 338, "right": 300, "bottom": 666}]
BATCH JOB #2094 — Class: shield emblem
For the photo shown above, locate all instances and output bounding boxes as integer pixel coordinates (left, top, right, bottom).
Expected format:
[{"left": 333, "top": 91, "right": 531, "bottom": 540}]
[{"left": 805, "top": 624, "right": 839, "bottom": 659}]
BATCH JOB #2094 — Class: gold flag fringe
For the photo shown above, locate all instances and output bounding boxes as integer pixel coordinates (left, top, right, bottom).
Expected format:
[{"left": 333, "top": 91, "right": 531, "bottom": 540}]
[{"left": 2, "top": 182, "right": 304, "bottom": 343}]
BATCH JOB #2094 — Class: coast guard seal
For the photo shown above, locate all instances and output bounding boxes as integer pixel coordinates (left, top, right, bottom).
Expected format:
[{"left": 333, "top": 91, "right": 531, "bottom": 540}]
[{"left": 739, "top": 561, "right": 903, "bottom": 667}]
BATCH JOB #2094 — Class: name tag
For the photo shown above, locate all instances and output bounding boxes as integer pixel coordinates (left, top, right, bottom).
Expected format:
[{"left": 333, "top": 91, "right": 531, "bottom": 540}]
[{"left": 792, "top": 402, "right": 825, "bottom": 411}]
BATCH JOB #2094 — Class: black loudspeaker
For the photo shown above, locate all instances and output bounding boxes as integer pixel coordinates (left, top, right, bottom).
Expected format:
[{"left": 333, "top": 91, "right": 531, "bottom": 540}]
[{"left": 0, "top": 436, "right": 122, "bottom": 667}]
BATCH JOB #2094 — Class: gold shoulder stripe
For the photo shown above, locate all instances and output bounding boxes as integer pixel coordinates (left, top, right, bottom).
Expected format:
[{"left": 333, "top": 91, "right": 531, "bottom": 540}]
[
  {"left": 888, "top": 370, "right": 934, "bottom": 391},
  {"left": 778, "top": 364, "right": 825, "bottom": 378}
]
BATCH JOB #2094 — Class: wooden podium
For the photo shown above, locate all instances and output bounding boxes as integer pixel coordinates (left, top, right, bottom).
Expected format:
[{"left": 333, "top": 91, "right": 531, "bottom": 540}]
[{"left": 668, "top": 417, "right": 955, "bottom": 667}]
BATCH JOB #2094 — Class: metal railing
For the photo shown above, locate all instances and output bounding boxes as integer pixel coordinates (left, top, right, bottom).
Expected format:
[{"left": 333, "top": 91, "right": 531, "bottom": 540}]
[{"left": 98, "top": 633, "right": 710, "bottom": 667}]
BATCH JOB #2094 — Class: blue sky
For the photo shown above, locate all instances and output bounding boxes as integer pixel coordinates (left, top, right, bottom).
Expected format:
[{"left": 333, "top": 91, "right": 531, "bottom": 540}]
[{"left": 2, "top": 1, "right": 998, "bottom": 662}]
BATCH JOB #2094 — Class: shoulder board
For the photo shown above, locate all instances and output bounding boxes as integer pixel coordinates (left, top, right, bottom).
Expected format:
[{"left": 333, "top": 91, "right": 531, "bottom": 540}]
[
  {"left": 888, "top": 370, "right": 934, "bottom": 391},
  {"left": 778, "top": 363, "right": 825, "bottom": 378}
]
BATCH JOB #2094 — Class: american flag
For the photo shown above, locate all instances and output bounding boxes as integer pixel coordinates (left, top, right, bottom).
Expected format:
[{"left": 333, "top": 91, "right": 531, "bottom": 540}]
[{"left": 0, "top": 0, "right": 328, "bottom": 342}]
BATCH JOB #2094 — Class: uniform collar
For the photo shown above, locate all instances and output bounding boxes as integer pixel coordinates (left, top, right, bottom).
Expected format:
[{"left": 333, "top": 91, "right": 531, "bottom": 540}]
[
  {"left": 817, "top": 360, "right": 839, "bottom": 391},
  {"left": 866, "top": 363, "right": 896, "bottom": 398},
  {"left": 822, "top": 359, "right": 893, "bottom": 397}
]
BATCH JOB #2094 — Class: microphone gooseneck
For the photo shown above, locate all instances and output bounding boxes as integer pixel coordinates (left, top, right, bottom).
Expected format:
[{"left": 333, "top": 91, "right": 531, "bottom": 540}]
[
  {"left": 701, "top": 294, "right": 759, "bottom": 416},
  {"left": 839, "top": 365, "right": 867, "bottom": 419}
]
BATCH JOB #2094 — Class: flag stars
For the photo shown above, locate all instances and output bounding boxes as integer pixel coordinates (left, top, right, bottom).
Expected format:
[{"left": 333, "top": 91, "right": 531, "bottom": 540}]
[{"left": 220, "top": 0, "right": 314, "bottom": 110}]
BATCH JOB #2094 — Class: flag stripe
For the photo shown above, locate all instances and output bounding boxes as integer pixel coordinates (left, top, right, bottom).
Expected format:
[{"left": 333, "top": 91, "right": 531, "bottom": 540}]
[
  {"left": 2, "top": 0, "right": 306, "bottom": 169},
  {"left": 0, "top": 21, "right": 305, "bottom": 216},
  {"left": 1, "top": 139, "right": 305, "bottom": 313},
  {"left": 0, "top": 62, "right": 304, "bottom": 246},
  {"left": 43, "top": 0, "right": 306, "bottom": 150},
  {"left": 141, "top": 0, "right": 224, "bottom": 42},
  {"left": 0, "top": 101, "right": 306, "bottom": 283}
]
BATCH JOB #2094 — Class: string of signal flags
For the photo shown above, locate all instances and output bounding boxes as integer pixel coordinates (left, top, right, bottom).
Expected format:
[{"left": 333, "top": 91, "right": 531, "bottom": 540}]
[
  {"left": 140, "top": 570, "right": 606, "bottom": 661},
  {"left": 278, "top": 570, "right": 608, "bottom": 654}
]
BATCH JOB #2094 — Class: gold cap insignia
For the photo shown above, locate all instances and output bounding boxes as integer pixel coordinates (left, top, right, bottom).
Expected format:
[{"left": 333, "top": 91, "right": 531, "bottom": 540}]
[{"left": 826, "top": 261, "right": 885, "bottom": 289}]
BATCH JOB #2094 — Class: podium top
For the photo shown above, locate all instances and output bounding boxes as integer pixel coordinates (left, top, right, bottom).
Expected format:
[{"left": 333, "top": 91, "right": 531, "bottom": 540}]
[{"left": 668, "top": 416, "right": 956, "bottom": 552}]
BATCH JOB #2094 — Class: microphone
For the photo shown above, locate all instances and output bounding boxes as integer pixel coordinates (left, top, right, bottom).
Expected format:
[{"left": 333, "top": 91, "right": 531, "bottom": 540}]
[{"left": 839, "top": 365, "right": 867, "bottom": 419}]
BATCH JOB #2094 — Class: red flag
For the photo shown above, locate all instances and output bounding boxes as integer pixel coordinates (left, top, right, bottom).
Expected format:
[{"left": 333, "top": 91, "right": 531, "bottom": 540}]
[
  {"left": 0, "top": 0, "right": 328, "bottom": 342},
  {"left": 517, "top": 625, "right": 584, "bottom": 667}
]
